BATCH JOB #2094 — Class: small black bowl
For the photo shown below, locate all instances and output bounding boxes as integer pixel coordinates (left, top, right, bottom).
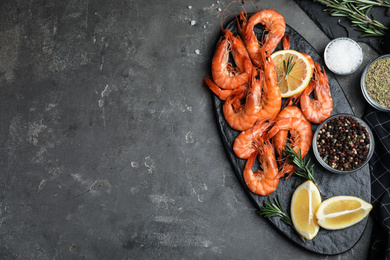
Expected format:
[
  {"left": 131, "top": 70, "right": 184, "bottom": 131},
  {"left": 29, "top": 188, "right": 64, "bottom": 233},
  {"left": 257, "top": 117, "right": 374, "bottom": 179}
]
[{"left": 312, "top": 114, "right": 374, "bottom": 174}]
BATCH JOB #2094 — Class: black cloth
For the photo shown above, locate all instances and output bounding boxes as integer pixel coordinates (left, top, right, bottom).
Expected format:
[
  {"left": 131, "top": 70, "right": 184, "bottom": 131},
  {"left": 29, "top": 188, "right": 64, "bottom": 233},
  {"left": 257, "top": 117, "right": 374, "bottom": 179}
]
[
  {"left": 364, "top": 107, "right": 390, "bottom": 259},
  {"left": 293, "top": 0, "right": 390, "bottom": 55}
]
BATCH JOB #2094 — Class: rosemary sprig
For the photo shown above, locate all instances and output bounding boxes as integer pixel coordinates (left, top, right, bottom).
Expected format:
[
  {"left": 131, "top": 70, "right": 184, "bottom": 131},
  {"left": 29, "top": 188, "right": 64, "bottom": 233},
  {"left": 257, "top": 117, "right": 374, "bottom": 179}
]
[
  {"left": 338, "top": 19, "right": 350, "bottom": 37},
  {"left": 259, "top": 196, "right": 293, "bottom": 227},
  {"left": 346, "top": 0, "right": 390, "bottom": 9},
  {"left": 284, "top": 144, "right": 317, "bottom": 185},
  {"left": 283, "top": 56, "right": 296, "bottom": 78},
  {"left": 313, "top": 0, "right": 389, "bottom": 37}
]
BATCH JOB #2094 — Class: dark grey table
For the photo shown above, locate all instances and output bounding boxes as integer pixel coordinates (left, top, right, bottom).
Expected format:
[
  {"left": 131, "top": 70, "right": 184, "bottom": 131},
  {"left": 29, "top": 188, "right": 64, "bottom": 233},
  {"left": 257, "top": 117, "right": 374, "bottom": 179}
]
[{"left": 0, "top": 0, "right": 378, "bottom": 259}]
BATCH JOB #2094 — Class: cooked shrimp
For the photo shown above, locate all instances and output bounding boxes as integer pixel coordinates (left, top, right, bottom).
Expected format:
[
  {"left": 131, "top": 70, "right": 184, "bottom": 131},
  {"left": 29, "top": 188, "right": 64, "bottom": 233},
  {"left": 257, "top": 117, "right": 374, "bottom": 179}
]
[
  {"left": 265, "top": 117, "right": 312, "bottom": 156},
  {"left": 205, "top": 76, "right": 247, "bottom": 100},
  {"left": 300, "top": 63, "right": 333, "bottom": 124},
  {"left": 233, "top": 120, "right": 271, "bottom": 159},
  {"left": 212, "top": 30, "right": 252, "bottom": 89},
  {"left": 257, "top": 49, "right": 282, "bottom": 120},
  {"left": 265, "top": 117, "right": 313, "bottom": 178},
  {"left": 282, "top": 34, "right": 290, "bottom": 50},
  {"left": 270, "top": 106, "right": 310, "bottom": 178},
  {"left": 272, "top": 106, "right": 308, "bottom": 159},
  {"left": 243, "top": 139, "right": 280, "bottom": 196},
  {"left": 244, "top": 9, "right": 285, "bottom": 66},
  {"left": 237, "top": 8, "right": 249, "bottom": 40},
  {"left": 223, "top": 68, "right": 262, "bottom": 131}
]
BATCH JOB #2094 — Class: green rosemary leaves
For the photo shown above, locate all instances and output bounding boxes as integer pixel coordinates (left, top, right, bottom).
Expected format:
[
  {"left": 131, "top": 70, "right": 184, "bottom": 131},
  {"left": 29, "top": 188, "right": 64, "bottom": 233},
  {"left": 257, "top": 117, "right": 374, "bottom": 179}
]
[
  {"left": 283, "top": 56, "right": 296, "bottom": 78},
  {"left": 314, "top": 0, "right": 389, "bottom": 37},
  {"left": 284, "top": 144, "right": 318, "bottom": 185},
  {"left": 259, "top": 196, "right": 293, "bottom": 227}
]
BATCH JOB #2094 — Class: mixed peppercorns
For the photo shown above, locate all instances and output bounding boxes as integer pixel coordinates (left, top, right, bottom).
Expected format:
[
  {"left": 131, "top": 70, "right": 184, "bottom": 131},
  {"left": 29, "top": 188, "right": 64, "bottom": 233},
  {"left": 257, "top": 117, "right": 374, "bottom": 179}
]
[{"left": 316, "top": 116, "right": 370, "bottom": 171}]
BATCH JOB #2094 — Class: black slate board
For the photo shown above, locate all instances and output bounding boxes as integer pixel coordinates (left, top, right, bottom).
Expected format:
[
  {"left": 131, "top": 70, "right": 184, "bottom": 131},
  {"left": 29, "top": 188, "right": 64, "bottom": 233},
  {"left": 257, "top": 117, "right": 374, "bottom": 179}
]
[{"left": 213, "top": 19, "right": 371, "bottom": 255}]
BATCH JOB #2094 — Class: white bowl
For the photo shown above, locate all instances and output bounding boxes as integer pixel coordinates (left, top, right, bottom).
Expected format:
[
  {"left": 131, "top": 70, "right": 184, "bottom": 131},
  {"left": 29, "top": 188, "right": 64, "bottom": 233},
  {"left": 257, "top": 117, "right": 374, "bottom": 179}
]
[{"left": 324, "top": 38, "right": 363, "bottom": 75}]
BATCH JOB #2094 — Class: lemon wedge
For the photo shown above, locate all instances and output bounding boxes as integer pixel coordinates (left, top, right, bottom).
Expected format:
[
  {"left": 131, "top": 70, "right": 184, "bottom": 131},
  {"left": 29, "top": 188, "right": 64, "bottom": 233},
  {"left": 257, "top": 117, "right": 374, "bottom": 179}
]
[
  {"left": 290, "top": 180, "right": 321, "bottom": 240},
  {"left": 315, "top": 196, "right": 372, "bottom": 230},
  {"left": 271, "top": 50, "right": 313, "bottom": 98}
]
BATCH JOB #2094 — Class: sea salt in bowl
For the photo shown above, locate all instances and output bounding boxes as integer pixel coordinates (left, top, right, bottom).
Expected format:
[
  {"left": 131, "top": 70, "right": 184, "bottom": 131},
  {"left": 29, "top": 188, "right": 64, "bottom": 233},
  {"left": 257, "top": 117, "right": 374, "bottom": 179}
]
[{"left": 324, "top": 38, "right": 363, "bottom": 75}]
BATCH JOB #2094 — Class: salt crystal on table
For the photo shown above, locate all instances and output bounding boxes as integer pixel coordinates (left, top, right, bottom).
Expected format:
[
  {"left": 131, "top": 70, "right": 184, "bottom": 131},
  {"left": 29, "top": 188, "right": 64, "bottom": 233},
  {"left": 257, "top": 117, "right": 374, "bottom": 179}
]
[
  {"left": 188, "top": 6, "right": 192, "bottom": 9},
  {"left": 324, "top": 38, "right": 363, "bottom": 75},
  {"left": 190, "top": 20, "right": 196, "bottom": 26},
  {"left": 195, "top": 50, "right": 200, "bottom": 55}
]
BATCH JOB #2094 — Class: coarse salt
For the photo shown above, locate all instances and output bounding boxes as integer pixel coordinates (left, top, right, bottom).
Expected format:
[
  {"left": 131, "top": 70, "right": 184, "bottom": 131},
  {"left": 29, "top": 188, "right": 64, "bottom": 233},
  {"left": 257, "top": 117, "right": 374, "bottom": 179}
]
[
  {"left": 190, "top": 20, "right": 196, "bottom": 26},
  {"left": 188, "top": 5, "right": 192, "bottom": 9},
  {"left": 195, "top": 49, "right": 200, "bottom": 55},
  {"left": 325, "top": 38, "right": 363, "bottom": 75}
]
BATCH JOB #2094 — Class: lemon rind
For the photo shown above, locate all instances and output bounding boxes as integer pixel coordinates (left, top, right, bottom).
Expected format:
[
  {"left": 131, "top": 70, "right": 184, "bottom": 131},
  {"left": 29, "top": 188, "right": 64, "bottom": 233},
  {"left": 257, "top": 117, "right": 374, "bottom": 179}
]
[
  {"left": 271, "top": 50, "right": 313, "bottom": 98},
  {"left": 290, "top": 180, "right": 321, "bottom": 240},
  {"left": 315, "top": 196, "right": 373, "bottom": 230}
]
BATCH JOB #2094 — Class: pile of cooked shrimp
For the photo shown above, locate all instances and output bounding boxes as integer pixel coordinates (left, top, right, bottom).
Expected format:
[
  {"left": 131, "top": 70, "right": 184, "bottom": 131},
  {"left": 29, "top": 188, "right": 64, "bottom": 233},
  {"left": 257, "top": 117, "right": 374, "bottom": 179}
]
[{"left": 205, "top": 8, "right": 333, "bottom": 196}]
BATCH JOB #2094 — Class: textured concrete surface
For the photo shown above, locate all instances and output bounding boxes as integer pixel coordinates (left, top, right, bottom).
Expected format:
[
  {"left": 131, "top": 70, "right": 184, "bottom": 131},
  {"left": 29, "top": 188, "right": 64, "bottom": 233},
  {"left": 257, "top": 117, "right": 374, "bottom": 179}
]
[{"left": 0, "top": 0, "right": 377, "bottom": 259}]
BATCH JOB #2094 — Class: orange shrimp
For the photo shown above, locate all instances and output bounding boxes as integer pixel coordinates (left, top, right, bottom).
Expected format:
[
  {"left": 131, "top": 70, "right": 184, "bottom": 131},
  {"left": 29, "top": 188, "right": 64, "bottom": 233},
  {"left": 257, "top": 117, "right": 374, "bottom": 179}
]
[
  {"left": 243, "top": 139, "right": 280, "bottom": 196},
  {"left": 223, "top": 68, "right": 262, "bottom": 131},
  {"left": 205, "top": 76, "right": 247, "bottom": 100},
  {"left": 300, "top": 63, "right": 333, "bottom": 124},
  {"left": 282, "top": 34, "right": 290, "bottom": 50},
  {"left": 271, "top": 106, "right": 310, "bottom": 178},
  {"left": 244, "top": 9, "right": 286, "bottom": 66},
  {"left": 272, "top": 106, "right": 308, "bottom": 159},
  {"left": 237, "top": 8, "right": 249, "bottom": 40},
  {"left": 233, "top": 120, "right": 271, "bottom": 159},
  {"left": 257, "top": 49, "right": 282, "bottom": 120},
  {"left": 212, "top": 30, "right": 252, "bottom": 89},
  {"left": 235, "top": 0, "right": 261, "bottom": 39},
  {"left": 265, "top": 117, "right": 312, "bottom": 157},
  {"left": 265, "top": 117, "right": 313, "bottom": 178}
]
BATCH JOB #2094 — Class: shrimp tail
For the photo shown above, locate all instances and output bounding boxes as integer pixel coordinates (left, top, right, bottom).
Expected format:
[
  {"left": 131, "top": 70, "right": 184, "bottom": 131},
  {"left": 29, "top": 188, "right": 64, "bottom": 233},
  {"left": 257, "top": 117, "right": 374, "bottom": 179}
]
[
  {"left": 205, "top": 76, "right": 247, "bottom": 100},
  {"left": 237, "top": 8, "right": 248, "bottom": 38},
  {"left": 262, "top": 120, "right": 278, "bottom": 141},
  {"left": 282, "top": 34, "right": 290, "bottom": 50},
  {"left": 286, "top": 93, "right": 302, "bottom": 107},
  {"left": 279, "top": 161, "right": 296, "bottom": 179}
]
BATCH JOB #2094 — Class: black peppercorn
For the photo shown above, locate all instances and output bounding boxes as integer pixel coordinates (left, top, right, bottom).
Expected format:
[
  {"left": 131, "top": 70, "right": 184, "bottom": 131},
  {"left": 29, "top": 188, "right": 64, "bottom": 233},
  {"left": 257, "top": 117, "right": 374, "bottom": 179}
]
[{"left": 316, "top": 116, "right": 370, "bottom": 171}]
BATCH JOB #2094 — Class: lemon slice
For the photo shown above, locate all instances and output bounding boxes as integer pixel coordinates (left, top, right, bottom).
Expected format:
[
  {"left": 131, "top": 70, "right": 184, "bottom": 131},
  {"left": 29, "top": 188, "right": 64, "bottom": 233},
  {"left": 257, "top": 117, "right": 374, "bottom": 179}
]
[
  {"left": 291, "top": 180, "right": 321, "bottom": 240},
  {"left": 271, "top": 50, "right": 313, "bottom": 98},
  {"left": 315, "top": 196, "right": 372, "bottom": 230}
]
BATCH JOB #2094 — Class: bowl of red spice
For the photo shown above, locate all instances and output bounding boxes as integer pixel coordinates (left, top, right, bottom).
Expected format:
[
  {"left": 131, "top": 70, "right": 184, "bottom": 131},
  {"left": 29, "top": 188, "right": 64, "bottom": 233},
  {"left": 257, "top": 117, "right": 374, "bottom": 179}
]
[
  {"left": 361, "top": 54, "right": 390, "bottom": 112},
  {"left": 312, "top": 114, "right": 374, "bottom": 174}
]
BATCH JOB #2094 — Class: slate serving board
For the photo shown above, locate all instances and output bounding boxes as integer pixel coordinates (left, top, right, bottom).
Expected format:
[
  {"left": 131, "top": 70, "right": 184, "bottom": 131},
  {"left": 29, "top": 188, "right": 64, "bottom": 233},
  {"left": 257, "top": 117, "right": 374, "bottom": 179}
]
[{"left": 213, "top": 19, "right": 371, "bottom": 255}]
